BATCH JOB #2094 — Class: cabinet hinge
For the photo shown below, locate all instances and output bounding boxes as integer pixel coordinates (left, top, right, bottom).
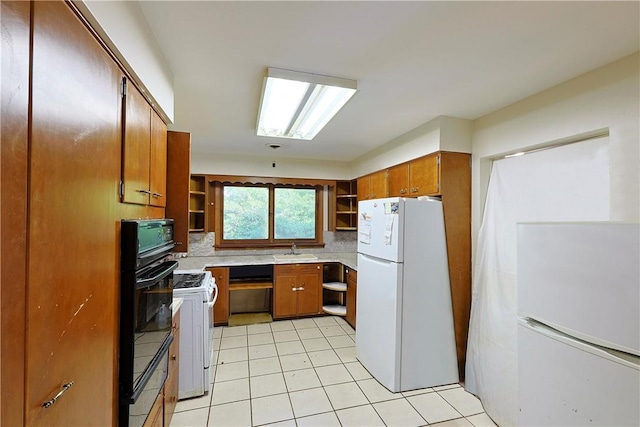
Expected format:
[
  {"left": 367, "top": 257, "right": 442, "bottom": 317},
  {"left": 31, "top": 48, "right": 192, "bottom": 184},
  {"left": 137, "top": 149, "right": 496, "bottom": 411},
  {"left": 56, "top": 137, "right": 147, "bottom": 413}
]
[
  {"left": 437, "top": 155, "right": 440, "bottom": 166},
  {"left": 121, "top": 77, "right": 127, "bottom": 97}
]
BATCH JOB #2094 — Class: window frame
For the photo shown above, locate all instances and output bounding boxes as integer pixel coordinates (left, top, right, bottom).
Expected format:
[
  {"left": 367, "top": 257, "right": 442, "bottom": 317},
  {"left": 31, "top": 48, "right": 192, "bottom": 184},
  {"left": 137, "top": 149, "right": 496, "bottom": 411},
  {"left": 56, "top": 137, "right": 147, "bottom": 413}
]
[{"left": 212, "top": 180, "right": 325, "bottom": 250}]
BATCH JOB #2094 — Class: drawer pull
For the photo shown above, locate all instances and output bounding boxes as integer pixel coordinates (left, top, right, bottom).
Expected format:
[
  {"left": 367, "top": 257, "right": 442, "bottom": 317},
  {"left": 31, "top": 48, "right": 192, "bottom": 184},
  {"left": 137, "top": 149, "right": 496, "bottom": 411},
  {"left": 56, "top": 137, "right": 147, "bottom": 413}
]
[
  {"left": 171, "top": 354, "right": 177, "bottom": 360},
  {"left": 42, "top": 381, "right": 74, "bottom": 408}
]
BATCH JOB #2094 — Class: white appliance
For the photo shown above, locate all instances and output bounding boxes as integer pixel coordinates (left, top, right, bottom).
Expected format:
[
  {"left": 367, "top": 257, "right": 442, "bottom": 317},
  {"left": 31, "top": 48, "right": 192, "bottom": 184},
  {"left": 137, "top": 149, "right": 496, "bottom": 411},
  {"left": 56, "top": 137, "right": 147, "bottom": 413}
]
[
  {"left": 356, "top": 197, "right": 459, "bottom": 392},
  {"left": 173, "top": 270, "right": 218, "bottom": 400},
  {"left": 517, "top": 223, "right": 640, "bottom": 426}
]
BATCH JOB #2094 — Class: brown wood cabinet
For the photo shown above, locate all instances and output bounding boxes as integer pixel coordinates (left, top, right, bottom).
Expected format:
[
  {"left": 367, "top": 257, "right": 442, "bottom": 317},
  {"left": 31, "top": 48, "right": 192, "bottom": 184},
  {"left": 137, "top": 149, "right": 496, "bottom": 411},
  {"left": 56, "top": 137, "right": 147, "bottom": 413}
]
[
  {"left": 209, "top": 267, "right": 230, "bottom": 325},
  {"left": 387, "top": 163, "right": 409, "bottom": 197},
  {"left": 387, "top": 153, "right": 440, "bottom": 197},
  {"left": 144, "top": 392, "right": 164, "bottom": 427},
  {"left": 166, "top": 131, "right": 192, "bottom": 251},
  {"left": 274, "top": 264, "right": 323, "bottom": 318},
  {"left": 345, "top": 268, "right": 358, "bottom": 329},
  {"left": 23, "top": 2, "right": 122, "bottom": 424},
  {"left": 357, "top": 170, "right": 387, "bottom": 201},
  {"left": 164, "top": 305, "right": 181, "bottom": 427},
  {"left": 408, "top": 153, "right": 439, "bottom": 196},
  {"left": 122, "top": 80, "right": 167, "bottom": 207},
  {"left": 334, "top": 180, "right": 358, "bottom": 230},
  {"left": 189, "top": 175, "right": 207, "bottom": 232},
  {"left": 150, "top": 111, "right": 168, "bottom": 207}
]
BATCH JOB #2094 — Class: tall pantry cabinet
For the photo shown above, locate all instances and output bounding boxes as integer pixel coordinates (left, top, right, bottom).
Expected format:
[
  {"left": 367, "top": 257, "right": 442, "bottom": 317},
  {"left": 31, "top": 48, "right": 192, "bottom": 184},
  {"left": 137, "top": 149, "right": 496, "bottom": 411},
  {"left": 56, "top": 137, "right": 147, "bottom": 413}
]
[{"left": 1, "top": 1, "right": 166, "bottom": 425}]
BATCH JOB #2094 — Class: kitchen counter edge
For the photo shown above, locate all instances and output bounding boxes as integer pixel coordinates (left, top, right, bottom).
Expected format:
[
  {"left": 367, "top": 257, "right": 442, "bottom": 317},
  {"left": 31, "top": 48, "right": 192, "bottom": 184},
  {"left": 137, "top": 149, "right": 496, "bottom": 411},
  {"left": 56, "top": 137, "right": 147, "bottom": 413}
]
[{"left": 176, "top": 253, "right": 357, "bottom": 272}]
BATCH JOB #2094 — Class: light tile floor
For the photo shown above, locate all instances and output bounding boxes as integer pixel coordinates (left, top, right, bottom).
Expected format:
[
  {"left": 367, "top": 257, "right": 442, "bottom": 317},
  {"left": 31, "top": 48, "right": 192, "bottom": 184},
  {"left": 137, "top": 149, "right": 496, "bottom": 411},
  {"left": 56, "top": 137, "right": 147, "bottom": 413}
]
[{"left": 171, "top": 316, "right": 497, "bottom": 427}]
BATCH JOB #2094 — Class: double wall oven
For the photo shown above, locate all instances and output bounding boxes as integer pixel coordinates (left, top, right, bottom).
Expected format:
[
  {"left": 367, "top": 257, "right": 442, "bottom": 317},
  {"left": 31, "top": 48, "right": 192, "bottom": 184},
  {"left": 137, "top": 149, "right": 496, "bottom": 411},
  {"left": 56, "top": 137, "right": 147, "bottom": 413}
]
[{"left": 119, "top": 219, "right": 178, "bottom": 427}]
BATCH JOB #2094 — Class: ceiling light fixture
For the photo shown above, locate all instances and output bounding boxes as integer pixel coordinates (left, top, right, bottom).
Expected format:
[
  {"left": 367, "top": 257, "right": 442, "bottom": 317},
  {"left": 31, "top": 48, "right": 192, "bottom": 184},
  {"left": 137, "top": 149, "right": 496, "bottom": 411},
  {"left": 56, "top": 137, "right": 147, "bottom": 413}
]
[{"left": 256, "top": 68, "right": 357, "bottom": 141}]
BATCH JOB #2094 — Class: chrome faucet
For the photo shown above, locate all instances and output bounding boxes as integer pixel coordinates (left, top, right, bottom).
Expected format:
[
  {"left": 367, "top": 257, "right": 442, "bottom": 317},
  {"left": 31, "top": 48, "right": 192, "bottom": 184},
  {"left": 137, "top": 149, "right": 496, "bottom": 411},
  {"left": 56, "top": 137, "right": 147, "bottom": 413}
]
[{"left": 289, "top": 242, "right": 297, "bottom": 255}]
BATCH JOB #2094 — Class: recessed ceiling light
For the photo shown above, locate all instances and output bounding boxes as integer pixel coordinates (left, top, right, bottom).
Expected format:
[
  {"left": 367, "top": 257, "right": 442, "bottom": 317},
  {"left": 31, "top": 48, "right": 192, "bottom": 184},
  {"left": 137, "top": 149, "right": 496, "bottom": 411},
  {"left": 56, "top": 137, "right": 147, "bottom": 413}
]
[{"left": 256, "top": 68, "right": 357, "bottom": 141}]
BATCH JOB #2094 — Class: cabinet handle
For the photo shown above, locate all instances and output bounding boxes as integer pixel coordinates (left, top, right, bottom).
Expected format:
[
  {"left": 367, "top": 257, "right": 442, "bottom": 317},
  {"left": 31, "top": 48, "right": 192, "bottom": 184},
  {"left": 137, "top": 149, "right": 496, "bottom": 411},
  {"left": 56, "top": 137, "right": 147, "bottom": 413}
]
[
  {"left": 175, "top": 242, "right": 183, "bottom": 246},
  {"left": 171, "top": 354, "right": 177, "bottom": 360},
  {"left": 138, "top": 189, "right": 151, "bottom": 195},
  {"left": 152, "top": 192, "right": 163, "bottom": 198},
  {"left": 42, "top": 381, "right": 74, "bottom": 408}
]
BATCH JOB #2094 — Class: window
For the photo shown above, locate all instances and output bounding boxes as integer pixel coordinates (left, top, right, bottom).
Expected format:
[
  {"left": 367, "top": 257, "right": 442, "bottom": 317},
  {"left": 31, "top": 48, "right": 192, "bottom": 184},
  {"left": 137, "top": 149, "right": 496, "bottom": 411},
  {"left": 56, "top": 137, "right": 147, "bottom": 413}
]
[{"left": 216, "top": 182, "right": 323, "bottom": 248}]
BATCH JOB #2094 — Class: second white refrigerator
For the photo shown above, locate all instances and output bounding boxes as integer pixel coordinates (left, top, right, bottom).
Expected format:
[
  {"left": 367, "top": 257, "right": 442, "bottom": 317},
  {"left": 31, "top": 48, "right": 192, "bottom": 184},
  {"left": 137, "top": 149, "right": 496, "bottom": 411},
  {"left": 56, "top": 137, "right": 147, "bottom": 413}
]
[{"left": 356, "top": 197, "right": 458, "bottom": 392}]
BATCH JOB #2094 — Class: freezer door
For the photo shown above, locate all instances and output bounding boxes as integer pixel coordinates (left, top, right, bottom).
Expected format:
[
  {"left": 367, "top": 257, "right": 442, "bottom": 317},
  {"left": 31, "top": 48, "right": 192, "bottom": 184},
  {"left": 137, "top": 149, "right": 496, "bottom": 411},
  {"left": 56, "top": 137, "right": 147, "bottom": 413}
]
[
  {"left": 518, "top": 223, "right": 640, "bottom": 356},
  {"left": 519, "top": 318, "right": 640, "bottom": 426},
  {"left": 357, "top": 198, "right": 404, "bottom": 262},
  {"left": 355, "top": 253, "right": 403, "bottom": 391}
]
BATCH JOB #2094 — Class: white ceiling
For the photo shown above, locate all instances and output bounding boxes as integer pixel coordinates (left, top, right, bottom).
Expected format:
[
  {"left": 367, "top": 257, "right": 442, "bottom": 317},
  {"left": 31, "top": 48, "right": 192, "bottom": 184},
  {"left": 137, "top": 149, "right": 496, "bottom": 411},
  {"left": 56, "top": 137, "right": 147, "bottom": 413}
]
[{"left": 137, "top": 1, "right": 639, "bottom": 162}]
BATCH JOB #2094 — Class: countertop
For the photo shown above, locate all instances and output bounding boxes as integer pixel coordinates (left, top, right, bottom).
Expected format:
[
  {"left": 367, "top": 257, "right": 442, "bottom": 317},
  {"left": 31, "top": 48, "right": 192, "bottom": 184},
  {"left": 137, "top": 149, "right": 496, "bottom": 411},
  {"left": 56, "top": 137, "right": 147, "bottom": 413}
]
[{"left": 175, "top": 252, "right": 358, "bottom": 271}]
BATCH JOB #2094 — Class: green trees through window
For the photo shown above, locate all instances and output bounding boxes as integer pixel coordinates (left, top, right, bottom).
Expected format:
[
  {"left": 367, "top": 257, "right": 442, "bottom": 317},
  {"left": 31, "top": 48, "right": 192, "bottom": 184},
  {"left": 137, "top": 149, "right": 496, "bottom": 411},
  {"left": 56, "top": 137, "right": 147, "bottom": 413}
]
[{"left": 222, "top": 185, "right": 317, "bottom": 241}]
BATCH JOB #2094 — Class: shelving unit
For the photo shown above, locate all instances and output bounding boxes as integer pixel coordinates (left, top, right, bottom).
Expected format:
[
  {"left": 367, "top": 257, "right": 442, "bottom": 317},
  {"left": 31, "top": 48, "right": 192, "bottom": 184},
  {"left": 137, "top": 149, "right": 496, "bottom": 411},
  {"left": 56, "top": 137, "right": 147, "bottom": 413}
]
[
  {"left": 322, "top": 263, "right": 347, "bottom": 316},
  {"left": 335, "top": 180, "right": 358, "bottom": 231},
  {"left": 189, "top": 175, "right": 206, "bottom": 232}
]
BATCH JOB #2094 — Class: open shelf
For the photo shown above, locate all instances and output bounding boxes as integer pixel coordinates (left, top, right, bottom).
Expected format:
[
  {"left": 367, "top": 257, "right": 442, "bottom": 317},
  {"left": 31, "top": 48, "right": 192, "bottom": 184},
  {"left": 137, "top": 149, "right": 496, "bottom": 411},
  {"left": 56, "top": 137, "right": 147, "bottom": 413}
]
[{"left": 322, "top": 304, "right": 346, "bottom": 316}]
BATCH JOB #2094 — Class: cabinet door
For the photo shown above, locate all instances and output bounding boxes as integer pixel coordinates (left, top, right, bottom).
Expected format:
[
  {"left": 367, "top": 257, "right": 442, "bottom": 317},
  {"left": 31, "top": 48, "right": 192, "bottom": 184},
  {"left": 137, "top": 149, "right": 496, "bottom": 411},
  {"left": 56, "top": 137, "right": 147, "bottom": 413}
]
[
  {"left": 165, "top": 131, "right": 191, "bottom": 251},
  {"left": 274, "top": 271, "right": 298, "bottom": 318},
  {"left": 409, "top": 153, "right": 440, "bottom": 196},
  {"left": 143, "top": 391, "right": 164, "bottom": 427},
  {"left": 149, "top": 110, "right": 167, "bottom": 207},
  {"left": 28, "top": 1, "right": 121, "bottom": 424},
  {"left": 369, "top": 170, "right": 388, "bottom": 199},
  {"left": 387, "top": 163, "right": 409, "bottom": 197},
  {"left": 357, "top": 176, "right": 370, "bottom": 201},
  {"left": 122, "top": 80, "right": 152, "bottom": 205},
  {"left": 165, "top": 308, "right": 180, "bottom": 426},
  {"left": 346, "top": 269, "right": 357, "bottom": 329},
  {"left": 209, "top": 267, "right": 229, "bottom": 325},
  {"left": 297, "top": 264, "right": 322, "bottom": 316}
]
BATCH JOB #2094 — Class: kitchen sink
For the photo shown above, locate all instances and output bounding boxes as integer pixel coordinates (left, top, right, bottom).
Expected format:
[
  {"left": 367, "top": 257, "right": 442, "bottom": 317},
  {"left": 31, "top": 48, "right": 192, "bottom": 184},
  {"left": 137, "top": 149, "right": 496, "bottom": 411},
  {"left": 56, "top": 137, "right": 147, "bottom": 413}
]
[{"left": 273, "top": 254, "right": 318, "bottom": 261}]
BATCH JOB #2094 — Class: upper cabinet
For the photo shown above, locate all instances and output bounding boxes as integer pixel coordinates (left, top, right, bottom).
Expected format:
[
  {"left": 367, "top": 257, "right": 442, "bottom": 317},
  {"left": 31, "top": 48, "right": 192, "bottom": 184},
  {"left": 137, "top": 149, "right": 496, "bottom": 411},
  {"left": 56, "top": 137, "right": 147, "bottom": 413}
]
[
  {"left": 165, "top": 131, "right": 192, "bottom": 251},
  {"left": 150, "top": 111, "right": 167, "bottom": 207},
  {"left": 387, "top": 163, "right": 409, "bottom": 197},
  {"left": 334, "top": 180, "right": 358, "bottom": 231},
  {"left": 408, "top": 152, "right": 439, "bottom": 196},
  {"left": 121, "top": 78, "right": 167, "bottom": 206},
  {"left": 387, "top": 153, "right": 440, "bottom": 197},
  {"left": 357, "top": 170, "right": 387, "bottom": 201}
]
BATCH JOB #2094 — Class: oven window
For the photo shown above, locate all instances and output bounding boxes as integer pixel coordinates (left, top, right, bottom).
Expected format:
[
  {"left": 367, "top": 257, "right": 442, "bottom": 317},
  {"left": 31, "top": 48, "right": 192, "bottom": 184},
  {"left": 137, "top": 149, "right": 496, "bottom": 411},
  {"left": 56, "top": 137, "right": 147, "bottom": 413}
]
[{"left": 133, "top": 267, "right": 172, "bottom": 387}]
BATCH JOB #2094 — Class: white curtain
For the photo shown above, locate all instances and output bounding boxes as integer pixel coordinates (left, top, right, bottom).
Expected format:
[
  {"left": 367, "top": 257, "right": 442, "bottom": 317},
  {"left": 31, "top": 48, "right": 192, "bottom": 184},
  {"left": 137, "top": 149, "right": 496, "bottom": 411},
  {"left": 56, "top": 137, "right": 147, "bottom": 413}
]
[{"left": 465, "top": 136, "right": 610, "bottom": 426}]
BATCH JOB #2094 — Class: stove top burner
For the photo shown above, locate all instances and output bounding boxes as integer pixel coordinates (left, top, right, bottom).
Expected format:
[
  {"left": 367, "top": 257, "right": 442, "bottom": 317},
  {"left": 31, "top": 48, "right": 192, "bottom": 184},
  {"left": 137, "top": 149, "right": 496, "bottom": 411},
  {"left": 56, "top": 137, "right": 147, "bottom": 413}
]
[{"left": 173, "top": 273, "right": 205, "bottom": 289}]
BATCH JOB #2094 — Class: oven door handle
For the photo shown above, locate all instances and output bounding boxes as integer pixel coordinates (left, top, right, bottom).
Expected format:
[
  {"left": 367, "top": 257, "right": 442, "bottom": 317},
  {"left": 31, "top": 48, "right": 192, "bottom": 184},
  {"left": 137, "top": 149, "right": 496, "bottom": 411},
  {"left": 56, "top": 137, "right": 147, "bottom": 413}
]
[
  {"left": 209, "top": 281, "right": 219, "bottom": 306},
  {"left": 136, "top": 260, "right": 178, "bottom": 287}
]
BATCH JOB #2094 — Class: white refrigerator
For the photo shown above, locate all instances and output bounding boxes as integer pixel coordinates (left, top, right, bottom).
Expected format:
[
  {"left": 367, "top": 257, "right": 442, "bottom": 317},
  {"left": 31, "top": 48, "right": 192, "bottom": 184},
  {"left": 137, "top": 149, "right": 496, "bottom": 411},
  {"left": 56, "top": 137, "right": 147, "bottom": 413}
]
[
  {"left": 356, "top": 197, "right": 459, "bottom": 392},
  {"left": 518, "top": 222, "right": 640, "bottom": 426}
]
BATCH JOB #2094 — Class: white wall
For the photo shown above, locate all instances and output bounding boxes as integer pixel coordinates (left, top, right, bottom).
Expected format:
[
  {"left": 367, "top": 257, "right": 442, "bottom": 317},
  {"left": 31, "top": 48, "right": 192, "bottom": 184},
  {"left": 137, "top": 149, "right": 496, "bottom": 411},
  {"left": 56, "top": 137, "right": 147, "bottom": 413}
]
[
  {"left": 77, "top": 1, "right": 175, "bottom": 122},
  {"left": 472, "top": 52, "right": 640, "bottom": 248},
  {"left": 191, "top": 152, "right": 353, "bottom": 181},
  {"left": 351, "top": 116, "right": 472, "bottom": 178}
]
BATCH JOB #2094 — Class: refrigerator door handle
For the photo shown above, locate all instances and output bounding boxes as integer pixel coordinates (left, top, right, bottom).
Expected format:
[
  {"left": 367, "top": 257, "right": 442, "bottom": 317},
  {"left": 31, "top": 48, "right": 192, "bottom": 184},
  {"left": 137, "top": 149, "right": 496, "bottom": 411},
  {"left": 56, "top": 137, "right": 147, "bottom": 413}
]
[{"left": 519, "top": 317, "right": 640, "bottom": 370}]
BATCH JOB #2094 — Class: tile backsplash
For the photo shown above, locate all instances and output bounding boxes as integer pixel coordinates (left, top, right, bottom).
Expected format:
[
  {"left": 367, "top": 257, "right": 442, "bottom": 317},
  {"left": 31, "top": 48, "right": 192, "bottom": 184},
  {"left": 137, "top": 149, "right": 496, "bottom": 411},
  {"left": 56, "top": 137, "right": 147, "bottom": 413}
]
[{"left": 187, "top": 231, "right": 356, "bottom": 257}]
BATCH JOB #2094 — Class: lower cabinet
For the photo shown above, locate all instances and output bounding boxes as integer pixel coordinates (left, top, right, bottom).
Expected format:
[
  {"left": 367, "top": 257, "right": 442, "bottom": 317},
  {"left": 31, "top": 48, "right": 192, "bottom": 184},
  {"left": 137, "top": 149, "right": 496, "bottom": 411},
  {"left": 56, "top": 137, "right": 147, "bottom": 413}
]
[
  {"left": 345, "top": 268, "right": 357, "bottom": 329},
  {"left": 274, "top": 263, "right": 322, "bottom": 318},
  {"left": 144, "top": 392, "right": 164, "bottom": 427},
  {"left": 209, "top": 267, "right": 230, "bottom": 325},
  {"left": 164, "top": 305, "right": 181, "bottom": 426}
]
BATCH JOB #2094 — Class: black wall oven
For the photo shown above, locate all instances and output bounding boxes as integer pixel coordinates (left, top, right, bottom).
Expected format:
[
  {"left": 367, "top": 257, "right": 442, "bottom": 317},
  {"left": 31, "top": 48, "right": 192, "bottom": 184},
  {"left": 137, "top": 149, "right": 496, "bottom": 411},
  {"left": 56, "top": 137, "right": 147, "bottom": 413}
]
[{"left": 119, "top": 219, "right": 178, "bottom": 427}]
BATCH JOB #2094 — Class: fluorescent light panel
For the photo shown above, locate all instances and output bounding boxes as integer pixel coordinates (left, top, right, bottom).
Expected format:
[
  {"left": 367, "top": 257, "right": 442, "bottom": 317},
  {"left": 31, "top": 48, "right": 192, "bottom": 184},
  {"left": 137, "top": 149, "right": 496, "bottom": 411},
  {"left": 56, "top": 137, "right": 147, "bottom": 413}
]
[{"left": 256, "top": 68, "right": 357, "bottom": 140}]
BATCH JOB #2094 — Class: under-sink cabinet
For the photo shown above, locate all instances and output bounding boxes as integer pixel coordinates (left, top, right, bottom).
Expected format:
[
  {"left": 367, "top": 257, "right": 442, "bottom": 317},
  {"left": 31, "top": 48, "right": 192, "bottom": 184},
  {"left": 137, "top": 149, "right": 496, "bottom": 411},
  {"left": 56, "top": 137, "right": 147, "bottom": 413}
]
[{"left": 273, "top": 263, "right": 323, "bottom": 318}]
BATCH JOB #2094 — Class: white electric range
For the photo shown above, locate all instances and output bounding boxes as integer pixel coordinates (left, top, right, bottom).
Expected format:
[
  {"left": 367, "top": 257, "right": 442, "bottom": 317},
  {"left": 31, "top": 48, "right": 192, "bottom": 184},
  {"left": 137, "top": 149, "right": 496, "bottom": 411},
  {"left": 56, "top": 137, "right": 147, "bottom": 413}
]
[{"left": 172, "top": 270, "right": 218, "bottom": 400}]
